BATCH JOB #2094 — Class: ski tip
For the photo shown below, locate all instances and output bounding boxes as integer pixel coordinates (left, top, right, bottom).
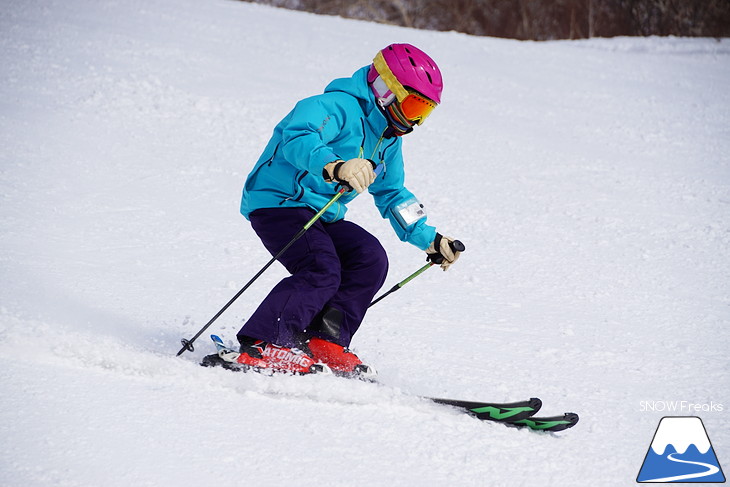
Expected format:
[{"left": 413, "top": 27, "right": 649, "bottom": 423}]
[
  {"left": 548, "top": 412, "right": 580, "bottom": 431},
  {"left": 510, "top": 412, "right": 580, "bottom": 432},
  {"left": 529, "top": 397, "right": 542, "bottom": 411},
  {"left": 545, "top": 412, "right": 579, "bottom": 432},
  {"left": 210, "top": 334, "right": 223, "bottom": 344}
]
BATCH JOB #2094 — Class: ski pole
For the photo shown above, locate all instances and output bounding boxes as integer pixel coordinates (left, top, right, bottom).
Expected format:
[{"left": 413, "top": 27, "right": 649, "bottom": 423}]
[
  {"left": 368, "top": 239, "right": 465, "bottom": 308},
  {"left": 177, "top": 187, "right": 348, "bottom": 356},
  {"left": 177, "top": 161, "right": 383, "bottom": 356}
]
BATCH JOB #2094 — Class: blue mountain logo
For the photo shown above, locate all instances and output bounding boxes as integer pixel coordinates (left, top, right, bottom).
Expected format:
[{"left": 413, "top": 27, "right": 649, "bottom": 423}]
[{"left": 637, "top": 416, "right": 726, "bottom": 483}]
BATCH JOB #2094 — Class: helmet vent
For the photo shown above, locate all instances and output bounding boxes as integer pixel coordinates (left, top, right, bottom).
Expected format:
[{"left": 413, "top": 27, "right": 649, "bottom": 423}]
[
  {"left": 426, "top": 72, "right": 432, "bottom": 83},
  {"left": 409, "top": 57, "right": 416, "bottom": 66}
]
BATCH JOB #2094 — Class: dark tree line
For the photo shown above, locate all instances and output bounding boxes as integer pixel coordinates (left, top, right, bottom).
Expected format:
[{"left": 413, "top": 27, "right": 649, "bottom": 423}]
[{"left": 239, "top": 0, "right": 730, "bottom": 40}]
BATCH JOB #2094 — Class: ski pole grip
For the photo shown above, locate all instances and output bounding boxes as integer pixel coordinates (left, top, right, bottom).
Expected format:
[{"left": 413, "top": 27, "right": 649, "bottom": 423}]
[
  {"left": 451, "top": 239, "right": 466, "bottom": 253},
  {"left": 427, "top": 239, "right": 465, "bottom": 265},
  {"left": 335, "top": 159, "right": 383, "bottom": 192}
]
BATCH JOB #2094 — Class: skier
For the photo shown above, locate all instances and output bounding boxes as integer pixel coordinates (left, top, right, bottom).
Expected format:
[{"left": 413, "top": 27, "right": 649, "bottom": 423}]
[{"left": 235, "top": 43, "right": 462, "bottom": 376}]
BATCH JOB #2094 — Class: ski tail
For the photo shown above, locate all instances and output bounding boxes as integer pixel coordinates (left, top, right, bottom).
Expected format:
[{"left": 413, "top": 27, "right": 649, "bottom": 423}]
[
  {"left": 201, "top": 334, "right": 247, "bottom": 369},
  {"left": 201, "top": 334, "right": 253, "bottom": 371}
]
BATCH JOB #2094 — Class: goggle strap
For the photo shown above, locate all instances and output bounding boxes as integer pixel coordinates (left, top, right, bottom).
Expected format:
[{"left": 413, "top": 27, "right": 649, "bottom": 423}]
[
  {"left": 373, "top": 51, "right": 409, "bottom": 103},
  {"left": 371, "top": 76, "right": 396, "bottom": 107},
  {"left": 386, "top": 103, "right": 414, "bottom": 129}
]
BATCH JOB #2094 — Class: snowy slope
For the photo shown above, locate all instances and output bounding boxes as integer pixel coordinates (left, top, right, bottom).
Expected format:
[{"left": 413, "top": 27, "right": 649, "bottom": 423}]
[{"left": 1, "top": 0, "right": 729, "bottom": 486}]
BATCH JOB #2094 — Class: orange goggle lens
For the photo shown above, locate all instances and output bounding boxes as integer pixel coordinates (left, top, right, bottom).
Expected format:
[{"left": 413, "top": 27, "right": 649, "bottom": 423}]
[{"left": 399, "top": 92, "right": 437, "bottom": 124}]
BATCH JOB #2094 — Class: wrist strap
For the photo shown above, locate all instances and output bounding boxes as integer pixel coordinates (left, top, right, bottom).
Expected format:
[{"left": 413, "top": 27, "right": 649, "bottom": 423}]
[
  {"left": 332, "top": 161, "right": 346, "bottom": 182},
  {"left": 322, "top": 160, "right": 344, "bottom": 182},
  {"left": 427, "top": 233, "right": 445, "bottom": 264}
]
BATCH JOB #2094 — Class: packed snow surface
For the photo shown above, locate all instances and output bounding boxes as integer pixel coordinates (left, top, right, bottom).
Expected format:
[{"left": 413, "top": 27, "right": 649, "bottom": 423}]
[{"left": 1, "top": 1, "right": 728, "bottom": 486}]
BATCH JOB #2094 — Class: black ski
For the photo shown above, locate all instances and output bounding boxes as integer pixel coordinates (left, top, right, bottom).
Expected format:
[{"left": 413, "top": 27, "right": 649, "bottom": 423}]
[
  {"left": 509, "top": 413, "right": 580, "bottom": 432},
  {"left": 199, "top": 335, "right": 579, "bottom": 432},
  {"left": 429, "top": 397, "right": 542, "bottom": 422},
  {"left": 429, "top": 397, "right": 578, "bottom": 431}
]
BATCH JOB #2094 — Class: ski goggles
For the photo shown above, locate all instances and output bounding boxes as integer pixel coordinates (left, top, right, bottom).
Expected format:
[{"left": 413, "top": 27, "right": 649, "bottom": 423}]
[
  {"left": 398, "top": 91, "right": 436, "bottom": 124},
  {"left": 372, "top": 52, "right": 438, "bottom": 125}
]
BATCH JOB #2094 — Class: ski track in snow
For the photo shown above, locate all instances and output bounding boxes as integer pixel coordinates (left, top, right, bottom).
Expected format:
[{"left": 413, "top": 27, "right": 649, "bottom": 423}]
[{"left": 1, "top": 0, "right": 729, "bottom": 486}]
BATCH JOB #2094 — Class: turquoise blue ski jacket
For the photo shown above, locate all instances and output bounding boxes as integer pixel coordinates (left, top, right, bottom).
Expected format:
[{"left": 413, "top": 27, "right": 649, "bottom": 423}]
[{"left": 240, "top": 66, "right": 437, "bottom": 250}]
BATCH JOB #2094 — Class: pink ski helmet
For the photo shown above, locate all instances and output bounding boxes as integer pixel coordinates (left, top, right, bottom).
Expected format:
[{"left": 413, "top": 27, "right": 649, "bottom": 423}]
[{"left": 368, "top": 43, "right": 443, "bottom": 105}]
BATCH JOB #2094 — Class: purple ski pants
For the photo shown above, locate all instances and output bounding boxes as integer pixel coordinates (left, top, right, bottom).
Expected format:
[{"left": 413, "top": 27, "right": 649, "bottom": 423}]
[{"left": 236, "top": 207, "right": 389, "bottom": 348}]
